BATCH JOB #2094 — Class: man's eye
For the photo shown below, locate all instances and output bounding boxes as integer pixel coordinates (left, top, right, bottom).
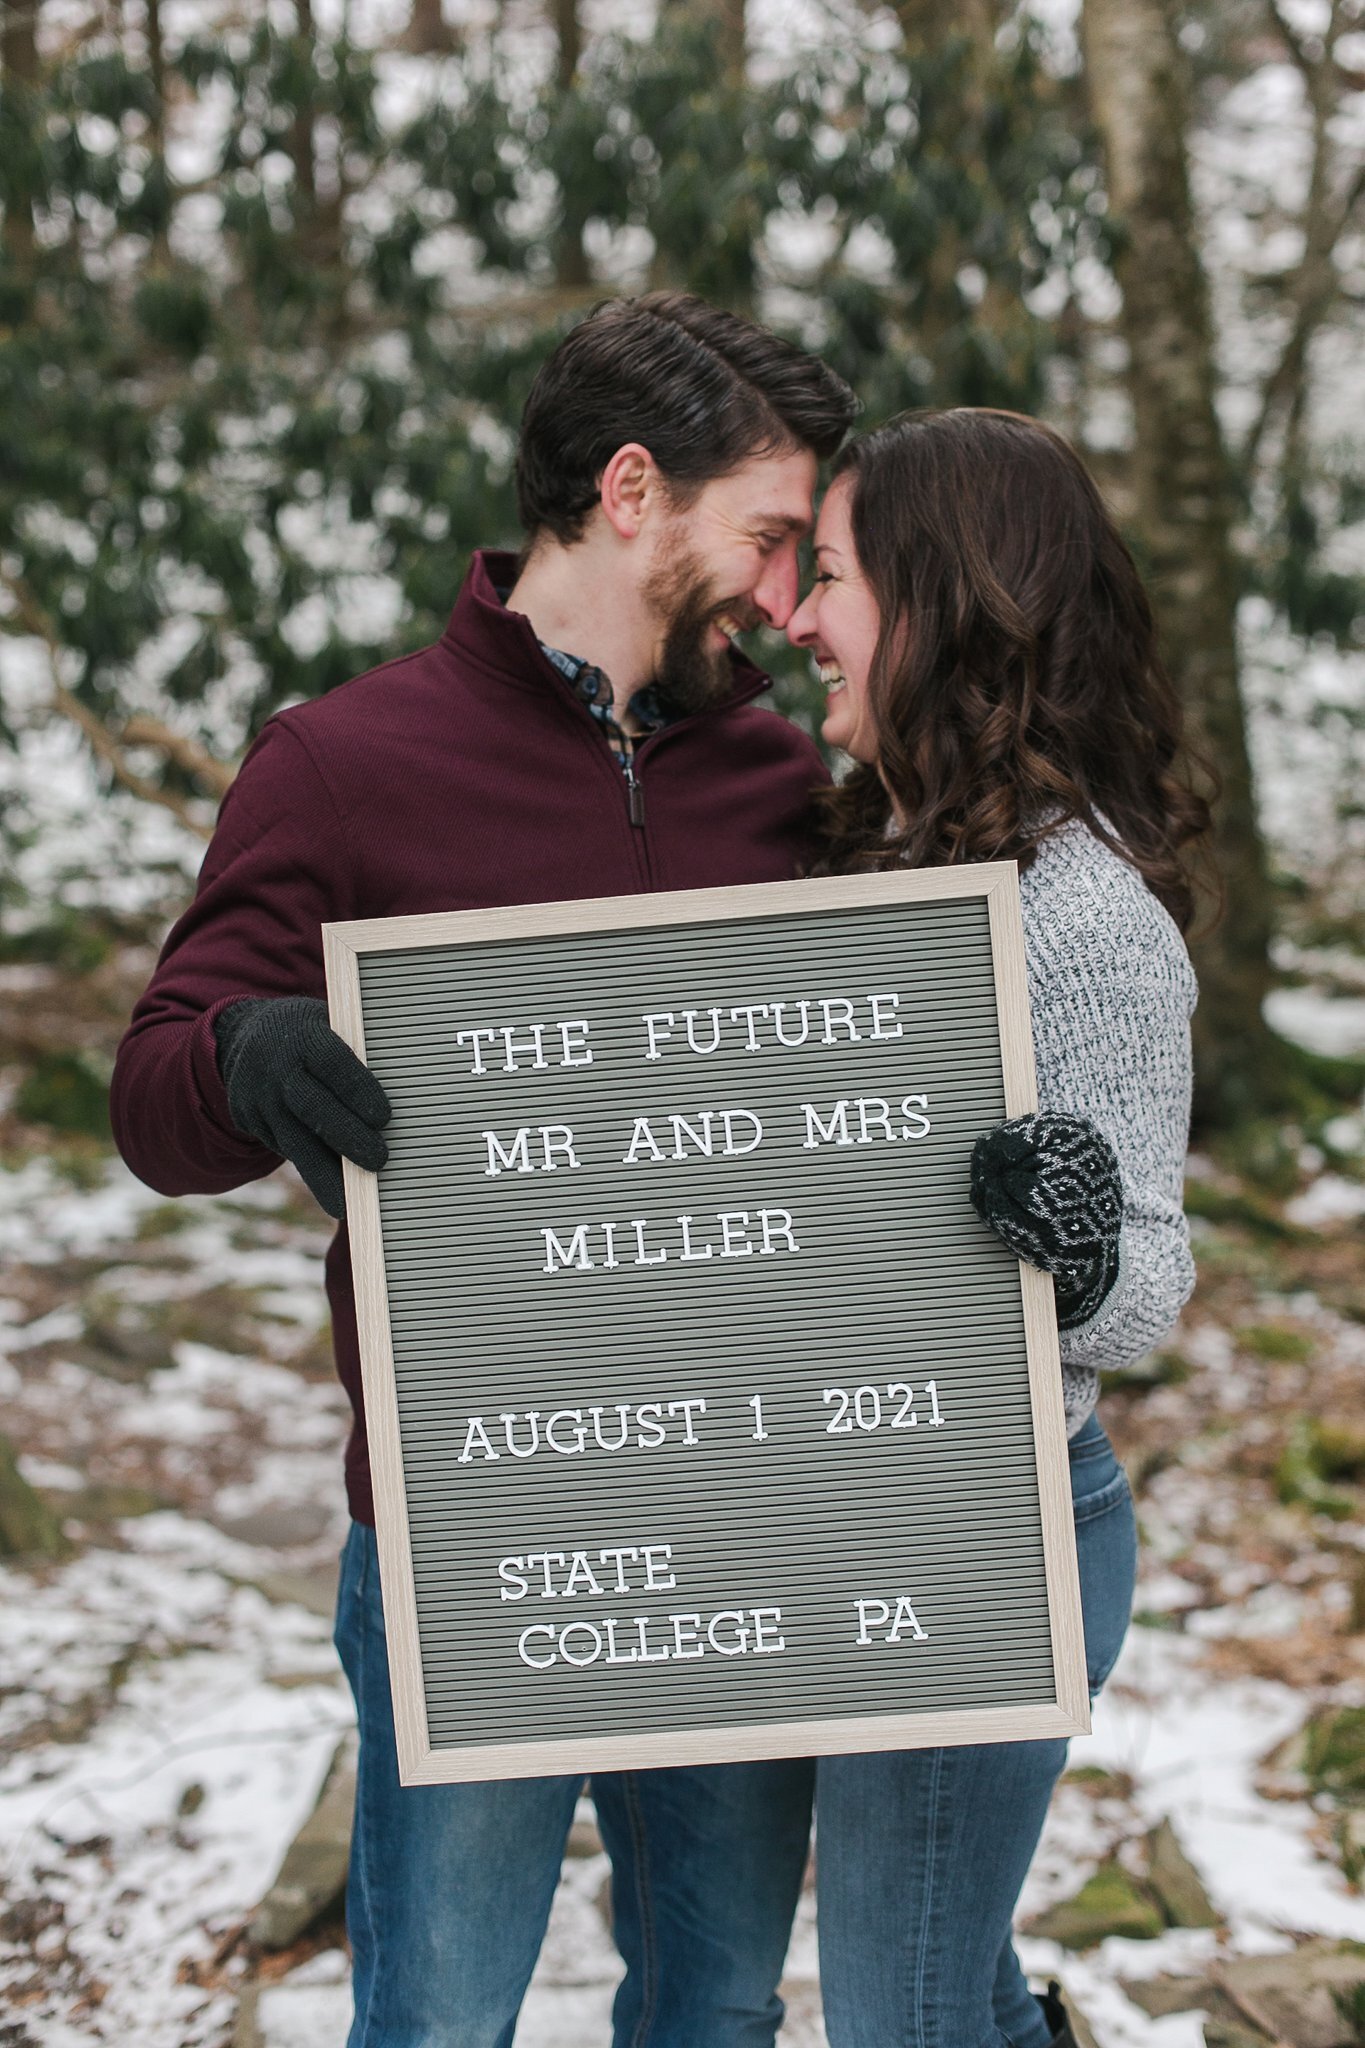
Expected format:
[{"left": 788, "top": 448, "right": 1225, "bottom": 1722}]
[
  {"left": 811, "top": 571, "right": 834, "bottom": 586},
  {"left": 756, "top": 533, "right": 785, "bottom": 551}
]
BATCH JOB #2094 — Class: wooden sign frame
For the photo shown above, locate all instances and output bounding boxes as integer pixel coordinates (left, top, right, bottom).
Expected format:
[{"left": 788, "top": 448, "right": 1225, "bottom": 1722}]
[{"left": 325, "top": 863, "right": 1089, "bottom": 1784}]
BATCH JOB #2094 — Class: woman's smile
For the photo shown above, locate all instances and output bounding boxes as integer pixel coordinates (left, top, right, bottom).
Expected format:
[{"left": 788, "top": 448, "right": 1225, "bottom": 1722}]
[{"left": 786, "top": 476, "right": 882, "bottom": 761}]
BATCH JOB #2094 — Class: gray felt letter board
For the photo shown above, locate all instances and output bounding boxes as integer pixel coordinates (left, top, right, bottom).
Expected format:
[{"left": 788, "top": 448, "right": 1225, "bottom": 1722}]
[{"left": 324, "top": 863, "right": 1088, "bottom": 1784}]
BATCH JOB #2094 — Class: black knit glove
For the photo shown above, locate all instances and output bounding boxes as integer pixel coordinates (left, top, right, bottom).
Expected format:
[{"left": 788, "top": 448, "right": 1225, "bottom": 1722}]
[
  {"left": 213, "top": 997, "right": 391, "bottom": 1219},
  {"left": 970, "top": 1112, "right": 1123, "bottom": 1330}
]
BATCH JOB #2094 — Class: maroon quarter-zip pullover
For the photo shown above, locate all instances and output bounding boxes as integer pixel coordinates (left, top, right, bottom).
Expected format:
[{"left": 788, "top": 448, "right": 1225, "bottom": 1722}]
[{"left": 112, "top": 549, "right": 828, "bottom": 1523}]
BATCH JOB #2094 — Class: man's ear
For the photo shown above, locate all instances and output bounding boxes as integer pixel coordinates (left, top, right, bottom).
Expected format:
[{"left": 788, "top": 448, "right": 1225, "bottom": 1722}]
[{"left": 598, "top": 443, "right": 659, "bottom": 541}]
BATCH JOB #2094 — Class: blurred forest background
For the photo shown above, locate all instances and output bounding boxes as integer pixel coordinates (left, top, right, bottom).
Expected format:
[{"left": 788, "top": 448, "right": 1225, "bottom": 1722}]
[
  {"left": 1, "top": 0, "right": 1363, "bottom": 1136},
  {"left": 2, "top": 2, "right": 1365, "bottom": 2045}
]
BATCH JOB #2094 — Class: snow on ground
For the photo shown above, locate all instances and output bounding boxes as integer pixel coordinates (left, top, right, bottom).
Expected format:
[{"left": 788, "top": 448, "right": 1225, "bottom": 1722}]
[{"left": 2, "top": 1134, "right": 1364, "bottom": 2044}]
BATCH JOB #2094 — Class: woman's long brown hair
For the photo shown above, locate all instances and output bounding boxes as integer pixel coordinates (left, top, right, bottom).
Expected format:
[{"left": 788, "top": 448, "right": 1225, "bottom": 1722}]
[{"left": 811, "top": 408, "right": 1211, "bottom": 930}]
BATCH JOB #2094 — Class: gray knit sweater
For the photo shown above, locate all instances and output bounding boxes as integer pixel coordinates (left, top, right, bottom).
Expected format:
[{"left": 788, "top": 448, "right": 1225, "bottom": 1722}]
[{"left": 1018, "top": 820, "right": 1198, "bottom": 1435}]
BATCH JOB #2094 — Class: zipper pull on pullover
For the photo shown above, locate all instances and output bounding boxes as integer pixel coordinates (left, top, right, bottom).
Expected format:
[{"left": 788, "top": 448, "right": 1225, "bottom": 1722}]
[{"left": 624, "top": 757, "right": 645, "bottom": 827}]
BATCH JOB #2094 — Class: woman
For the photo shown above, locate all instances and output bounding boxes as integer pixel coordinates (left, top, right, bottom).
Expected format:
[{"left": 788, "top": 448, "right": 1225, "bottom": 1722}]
[{"left": 787, "top": 407, "right": 1208, "bottom": 2048}]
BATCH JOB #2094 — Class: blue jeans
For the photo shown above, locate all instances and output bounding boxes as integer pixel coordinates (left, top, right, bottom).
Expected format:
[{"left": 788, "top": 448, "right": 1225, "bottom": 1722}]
[
  {"left": 814, "top": 1414, "right": 1138, "bottom": 2048},
  {"left": 333, "top": 1521, "right": 815, "bottom": 2047}
]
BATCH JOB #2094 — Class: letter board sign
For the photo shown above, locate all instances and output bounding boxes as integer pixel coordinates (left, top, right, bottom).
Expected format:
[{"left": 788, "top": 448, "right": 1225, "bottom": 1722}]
[{"left": 324, "top": 863, "right": 1089, "bottom": 1783}]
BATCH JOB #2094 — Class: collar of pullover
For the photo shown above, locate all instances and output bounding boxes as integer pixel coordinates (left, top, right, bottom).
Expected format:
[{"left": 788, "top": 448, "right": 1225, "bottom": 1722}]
[{"left": 441, "top": 549, "right": 777, "bottom": 716}]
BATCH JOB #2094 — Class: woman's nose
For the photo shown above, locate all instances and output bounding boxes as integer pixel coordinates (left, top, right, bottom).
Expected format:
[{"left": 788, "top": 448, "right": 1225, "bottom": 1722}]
[
  {"left": 751, "top": 547, "right": 800, "bottom": 631},
  {"left": 787, "top": 590, "right": 818, "bottom": 648}
]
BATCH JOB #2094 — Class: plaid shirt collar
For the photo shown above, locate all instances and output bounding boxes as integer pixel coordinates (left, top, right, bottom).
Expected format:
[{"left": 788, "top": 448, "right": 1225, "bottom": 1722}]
[{"left": 539, "top": 643, "right": 671, "bottom": 768}]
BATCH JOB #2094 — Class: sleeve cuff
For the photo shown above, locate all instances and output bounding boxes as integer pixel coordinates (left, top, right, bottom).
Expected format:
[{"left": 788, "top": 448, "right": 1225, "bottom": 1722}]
[{"left": 186, "top": 995, "right": 273, "bottom": 1158}]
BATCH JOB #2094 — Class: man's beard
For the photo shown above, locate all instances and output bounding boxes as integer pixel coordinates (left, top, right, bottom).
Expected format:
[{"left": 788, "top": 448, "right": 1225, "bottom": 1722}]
[{"left": 643, "top": 544, "right": 753, "bottom": 718}]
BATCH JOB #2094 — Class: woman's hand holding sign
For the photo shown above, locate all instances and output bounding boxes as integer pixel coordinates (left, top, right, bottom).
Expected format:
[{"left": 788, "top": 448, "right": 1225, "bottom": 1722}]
[{"left": 969, "top": 1111, "right": 1124, "bottom": 1329}]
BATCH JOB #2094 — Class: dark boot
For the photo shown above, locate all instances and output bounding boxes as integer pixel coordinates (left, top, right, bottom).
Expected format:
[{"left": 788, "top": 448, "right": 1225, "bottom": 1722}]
[{"left": 1037, "top": 1980, "right": 1079, "bottom": 2048}]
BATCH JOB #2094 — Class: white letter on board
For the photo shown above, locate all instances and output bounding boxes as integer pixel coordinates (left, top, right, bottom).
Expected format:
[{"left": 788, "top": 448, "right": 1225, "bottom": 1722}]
[
  {"left": 598, "top": 1546, "right": 640, "bottom": 1592},
  {"left": 518, "top": 1625, "right": 556, "bottom": 1669},
  {"left": 771, "top": 1000, "right": 811, "bottom": 1048},
  {"left": 643, "top": 1013, "right": 675, "bottom": 1059},
  {"left": 729, "top": 1003, "right": 772, "bottom": 1051},
  {"left": 667, "top": 1397, "right": 708, "bottom": 1444},
  {"left": 671, "top": 1614, "right": 705, "bottom": 1659},
  {"left": 539, "top": 1126, "right": 580, "bottom": 1171},
  {"left": 630, "top": 1219, "right": 668, "bottom": 1265},
  {"left": 888, "top": 1597, "right": 928, "bottom": 1642},
  {"left": 820, "top": 998, "right": 861, "bottom": 1044},
  {"left": 751, "top": 1607, "right": 787, "bottom": 1653},
  {"left": 563, "top": 1552, "right": 604, "bottom": 1597},
  {"left": 900, "top": 1095, "right": 932, "bottom": 1139},
  {"left": 683, "top": 1008, "right": 722, "bottom": 1054},
  {"left": 707, "top": 1611, "right": 750, "bottom": 1655},
  {"left": 500, "top": 1022, "right": 549, "bottom": 1072},
  {"left": 455, "top": 1028, "right": 497, "bottom": 1075},
  {"left": 718, "top": 1211, "right": 753, "bottom": 1257},
  {"left": 498, "top": 1556, "right": 528, "bottom": 1600},
  {"left": 559, "top": 1019, "right": 594, "bottom": 1066},
  {"left": 603, "top": 1618, "right": 640, "bottom": 1664},
  {"left": 636, "top": 1403, "right": 666, "bottom": 1447},
  {"left": 868, "top": 992, "right": 904, "bottom": 1039},
  {"left": 642, "top": 1544, "right": 677, "bottom": 1591},
  {"left": 856, "top": 1097, "right": 896, "bottom": 1145},
  {"left": 501, "top": 1412, "right": 542, "bottom": 1458},
  {"left": 854, "top": 1599, "right": 891, "bottom": 1646},
  {"left": 458, "top": 1415, "right": 500, "bottom": 1464},
  {"left": 624, "top": 1119, "right": 666, "bottom": 1165},
  {"left": 541, "top": 1226, "right": 594, "bottom": 1273},
  {"left": 719, "top": 1109, "right": 763, "bottom": 1155},
  {"left": 558, "top": 1623, "right": 603, "bottom": 1667},
  {"left": 590, "top": 1406, "right": 630, "bottom": 1452},
  {"left": 545, "top": 1409, "right": 586, "bottom": 1455},
  {"left": 758, "top": 1208, "right": 799, "bottom": 1255},
  {"left": 526, "top": 1550, "right": 566, "bottom": 1595},
  {"left": 678, "top": 1215, "right": 714, "bottom": 1262},
  {"left": 633, "top": 1616, "right": 671, "bottom": 1662},
  {"left": 669, "top": 1111, "right": 714, "bottom": 1159},
  {"left": 485, "top": 1128, "right": 533, "bottom": 1177},
  {"left": 802, "top": 1101, "right": 851, "bottom": 1149}
]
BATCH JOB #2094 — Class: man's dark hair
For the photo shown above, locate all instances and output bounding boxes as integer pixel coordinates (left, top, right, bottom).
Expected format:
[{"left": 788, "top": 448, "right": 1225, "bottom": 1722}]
[{"left": 515, "top": 292, "right": 858, "bottom": 544}]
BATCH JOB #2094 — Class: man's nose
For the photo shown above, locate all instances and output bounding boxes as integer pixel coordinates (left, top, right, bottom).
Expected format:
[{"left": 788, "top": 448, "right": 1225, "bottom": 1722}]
[{"left": 752, "top": 548, "right": 801, "bottom": 631}]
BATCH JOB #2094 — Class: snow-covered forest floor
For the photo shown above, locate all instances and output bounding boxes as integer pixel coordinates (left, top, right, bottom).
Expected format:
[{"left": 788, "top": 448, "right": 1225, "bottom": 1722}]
[{"left": 1, "top": 929, "right": 1364, "bottom": 2046}]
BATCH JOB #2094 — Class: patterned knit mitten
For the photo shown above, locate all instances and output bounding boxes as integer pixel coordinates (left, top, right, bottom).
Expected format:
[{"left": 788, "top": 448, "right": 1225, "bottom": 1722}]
[{"left": 970, "top": 1112, "right": 1123, "bottom": 1330}]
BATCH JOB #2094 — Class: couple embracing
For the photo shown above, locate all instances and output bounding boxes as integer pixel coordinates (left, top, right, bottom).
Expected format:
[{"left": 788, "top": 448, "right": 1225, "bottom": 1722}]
[{"left": 113, "top": 292, "right": 1203, "bottom": 2048}]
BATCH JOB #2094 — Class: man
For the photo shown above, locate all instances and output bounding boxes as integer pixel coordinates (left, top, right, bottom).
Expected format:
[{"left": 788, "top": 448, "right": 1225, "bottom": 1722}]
[{"left": 112, "top": 292, "right": 857, "bottom": 2047}]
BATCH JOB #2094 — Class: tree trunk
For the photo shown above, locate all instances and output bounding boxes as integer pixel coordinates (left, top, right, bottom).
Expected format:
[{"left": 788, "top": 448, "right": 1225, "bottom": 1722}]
[
  {"left": 146, "top": 0, "right": 164, "bottom": 134},
  {"left": 554, "top": 0, "right": 579, "bottom": 89},
  {"left": 291, "top": 0, "right": 317, "bottom": 214},
  {"left": 1081, "top": 0, "right": 1281, "bottom": 1130},
  {"left": 717, "top": 0, "right": 744, "bottom": 89},
  {"left": 145, "top": 0, "right": 172, "bottom": 262},
  {"left": 1, "top": 0, "right": 39, "bottom": 269},
  {"left": 407, "top": 0, "right": 456, "bottom": 52},
  {"left": 552, "top": 0, "right": 589, "bottom": 289}
]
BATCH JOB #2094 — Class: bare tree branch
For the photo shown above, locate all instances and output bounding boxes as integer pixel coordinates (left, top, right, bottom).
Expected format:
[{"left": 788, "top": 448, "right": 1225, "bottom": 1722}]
[
  {"left": 120, "top": 714, "right": 236, "bottom": 798},
  {"left": 1244, "top": 0, "right": 1363, "bottom": 472},
  {"left": 1267, "top": 0, "right": 1318, "bottom": 80},
  {"left": 0, "top": 572, "right": 228, "bottom": 839}
]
